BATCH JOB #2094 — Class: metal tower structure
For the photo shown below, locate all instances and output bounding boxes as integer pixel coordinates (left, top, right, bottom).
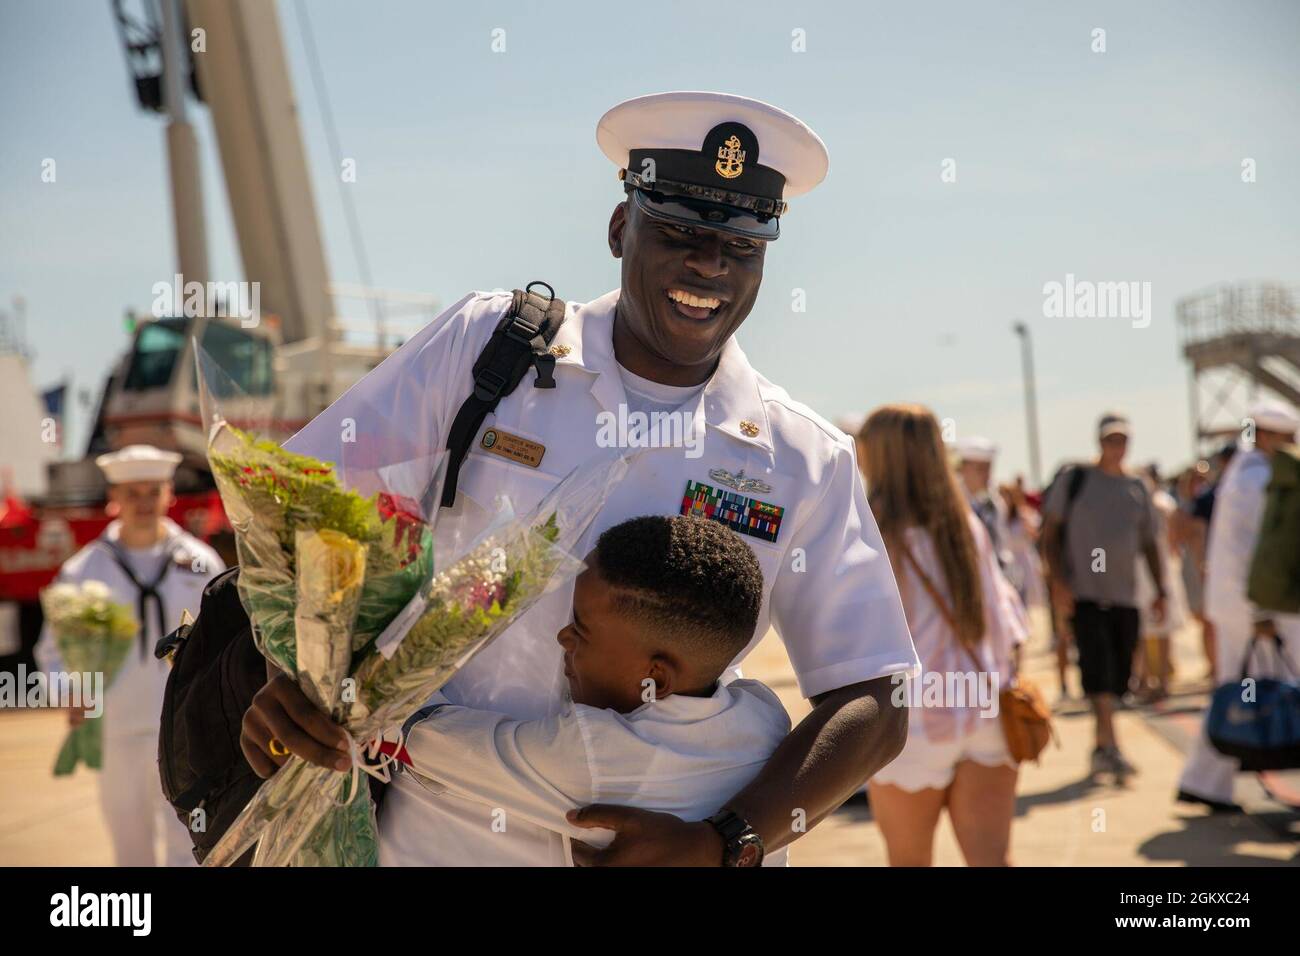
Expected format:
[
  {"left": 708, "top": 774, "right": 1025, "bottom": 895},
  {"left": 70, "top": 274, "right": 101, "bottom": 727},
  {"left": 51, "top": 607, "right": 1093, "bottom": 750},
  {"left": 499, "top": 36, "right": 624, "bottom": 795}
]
[{"left": 1178, "top": 281, "right": 1300, "bottom": 456}]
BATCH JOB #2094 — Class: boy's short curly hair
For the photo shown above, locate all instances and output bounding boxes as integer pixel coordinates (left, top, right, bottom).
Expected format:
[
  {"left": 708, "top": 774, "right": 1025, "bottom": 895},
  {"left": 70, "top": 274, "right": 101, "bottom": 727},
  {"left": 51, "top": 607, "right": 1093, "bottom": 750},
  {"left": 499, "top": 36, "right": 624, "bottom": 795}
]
[{"left": 592, "top": 514, "right": 764, "bottom": 668}]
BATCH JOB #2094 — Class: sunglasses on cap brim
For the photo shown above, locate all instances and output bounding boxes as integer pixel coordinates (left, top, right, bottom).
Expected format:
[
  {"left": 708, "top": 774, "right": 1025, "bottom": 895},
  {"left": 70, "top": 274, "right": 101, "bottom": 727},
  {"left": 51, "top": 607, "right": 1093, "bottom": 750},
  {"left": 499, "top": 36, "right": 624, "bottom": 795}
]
[{"left": 630, "top": 187, "right": 779, "bottom": 242}]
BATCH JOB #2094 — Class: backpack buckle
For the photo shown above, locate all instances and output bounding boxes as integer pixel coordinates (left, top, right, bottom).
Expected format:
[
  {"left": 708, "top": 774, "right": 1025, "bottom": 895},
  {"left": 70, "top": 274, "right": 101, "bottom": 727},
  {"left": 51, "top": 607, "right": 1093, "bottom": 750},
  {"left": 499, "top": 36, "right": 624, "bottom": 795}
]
[
  {"left": 155, "top": 620, "right": 192, "bottom": 662},
  {"left": 533, "top": 352, "right": 557, "bottom": 389},
  {"left": 474, "top": 367, "right": 509, "bottom": 402},
  {"left": 504, "top": 316, "right": 540, "bottom": 346}
]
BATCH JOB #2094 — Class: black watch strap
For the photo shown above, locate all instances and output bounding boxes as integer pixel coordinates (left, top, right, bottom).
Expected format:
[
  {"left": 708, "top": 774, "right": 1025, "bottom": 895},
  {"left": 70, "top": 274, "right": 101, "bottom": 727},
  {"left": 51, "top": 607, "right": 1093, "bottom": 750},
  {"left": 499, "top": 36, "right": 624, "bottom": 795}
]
[{"left": 706, "top": 810, "right": 764, "bottom": 867}]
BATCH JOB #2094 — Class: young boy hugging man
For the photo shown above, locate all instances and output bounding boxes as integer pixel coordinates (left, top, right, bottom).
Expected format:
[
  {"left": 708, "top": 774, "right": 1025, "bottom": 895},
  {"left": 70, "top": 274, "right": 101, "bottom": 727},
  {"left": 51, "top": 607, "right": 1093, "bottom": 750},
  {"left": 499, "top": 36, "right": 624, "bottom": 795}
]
[{"left": 377, "top": 514, "right": 791, "bottom": 867}]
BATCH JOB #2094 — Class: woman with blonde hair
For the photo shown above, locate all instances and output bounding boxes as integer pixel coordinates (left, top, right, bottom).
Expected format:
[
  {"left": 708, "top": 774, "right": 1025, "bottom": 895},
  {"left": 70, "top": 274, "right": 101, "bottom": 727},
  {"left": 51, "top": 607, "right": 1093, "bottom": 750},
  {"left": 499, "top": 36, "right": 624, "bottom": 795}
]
[{"left": 858, "top": 404, "right": 1028, "bottom": 866}]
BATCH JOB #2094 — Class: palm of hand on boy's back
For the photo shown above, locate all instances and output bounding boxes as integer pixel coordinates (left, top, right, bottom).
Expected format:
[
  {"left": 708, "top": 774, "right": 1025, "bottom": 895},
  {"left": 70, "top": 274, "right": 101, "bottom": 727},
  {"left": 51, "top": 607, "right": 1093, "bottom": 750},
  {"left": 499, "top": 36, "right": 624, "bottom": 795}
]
[{"left": 567, "top": 804, "right": 723, "bottom": 867}]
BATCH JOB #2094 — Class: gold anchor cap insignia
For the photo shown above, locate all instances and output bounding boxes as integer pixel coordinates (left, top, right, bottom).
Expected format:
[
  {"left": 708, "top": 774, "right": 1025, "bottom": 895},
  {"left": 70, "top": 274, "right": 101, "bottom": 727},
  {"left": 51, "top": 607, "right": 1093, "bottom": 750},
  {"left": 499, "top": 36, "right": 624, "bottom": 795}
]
[
  {"left": 739, "top": 420, "right": 760, "bottom": 438},
  {"left": 549, "top": 344, "right": 571, "bottom": 357},
  {"left": 715, "top": 134, "right": 746, "bottom": 180}
]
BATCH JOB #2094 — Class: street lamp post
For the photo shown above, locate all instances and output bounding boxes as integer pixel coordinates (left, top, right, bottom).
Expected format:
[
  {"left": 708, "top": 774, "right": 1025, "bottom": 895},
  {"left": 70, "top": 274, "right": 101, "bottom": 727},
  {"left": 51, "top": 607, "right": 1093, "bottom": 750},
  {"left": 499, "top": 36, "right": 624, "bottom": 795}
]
[{"left": 1013, "top": 321, "right": 1043, "bottom": 489}]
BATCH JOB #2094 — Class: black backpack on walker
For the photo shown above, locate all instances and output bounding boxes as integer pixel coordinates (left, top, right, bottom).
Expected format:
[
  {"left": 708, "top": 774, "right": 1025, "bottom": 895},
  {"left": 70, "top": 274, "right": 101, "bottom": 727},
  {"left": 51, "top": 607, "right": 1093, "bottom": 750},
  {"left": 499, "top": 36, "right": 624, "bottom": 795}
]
[{"left": 155, "top": 284, "right": 566, "bottom": 863}]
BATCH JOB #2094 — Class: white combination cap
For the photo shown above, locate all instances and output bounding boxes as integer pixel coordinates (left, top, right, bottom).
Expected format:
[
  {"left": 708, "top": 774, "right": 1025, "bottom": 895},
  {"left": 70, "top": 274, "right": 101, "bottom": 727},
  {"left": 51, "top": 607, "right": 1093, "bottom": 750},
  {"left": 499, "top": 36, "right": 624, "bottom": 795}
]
[
  {"left": 95, "top": 444, "right": 182, "bottom": 484},
  {"left": 952, "top": 436, "right": 998, "bottom": 464},
  {"left": 1248, "top": 397, "right": 1300, "bottom": 436},
  {"left": 598, "top": 91, "right": 829, "bottom": 241}
]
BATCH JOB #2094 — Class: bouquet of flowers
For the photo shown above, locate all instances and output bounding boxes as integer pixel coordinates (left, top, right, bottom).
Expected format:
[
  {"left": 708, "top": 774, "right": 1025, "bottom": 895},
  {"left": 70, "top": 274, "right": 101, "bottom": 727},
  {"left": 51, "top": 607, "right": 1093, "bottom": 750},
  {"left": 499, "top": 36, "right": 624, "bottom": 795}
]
[
  {"left": 200, "top": 418, "right": 620, "bottom": 867},
  {"left": 38, "top": 581, "right": 138, "bottom": 775}
]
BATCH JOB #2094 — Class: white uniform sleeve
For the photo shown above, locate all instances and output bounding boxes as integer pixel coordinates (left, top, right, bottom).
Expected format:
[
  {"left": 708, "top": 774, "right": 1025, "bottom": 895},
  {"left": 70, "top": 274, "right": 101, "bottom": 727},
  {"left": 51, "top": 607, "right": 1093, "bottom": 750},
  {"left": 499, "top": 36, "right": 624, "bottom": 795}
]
[
  {"left": 207, "top": 549, "right": 228, "bottom": 577},
  {"left": 187, "top": 542, "right": 227, "bottom": 586},
  {"left": 1205, "top": 457, "right": 1270, "bottom": 622},
  {"left": 34, "top": 614, "right": 63, "bottom": 675},
  {"left": 283, "top": 291, "right": 505, "bottom": 497},
  {"left": 34, "top": 568, "right": 76, "bottom": 675},
  {"left": 401, "top": 702, "right": 597, "bottom": 838},
  {"left": 769, "top": 439, "right": 920, "bottom": 699}
]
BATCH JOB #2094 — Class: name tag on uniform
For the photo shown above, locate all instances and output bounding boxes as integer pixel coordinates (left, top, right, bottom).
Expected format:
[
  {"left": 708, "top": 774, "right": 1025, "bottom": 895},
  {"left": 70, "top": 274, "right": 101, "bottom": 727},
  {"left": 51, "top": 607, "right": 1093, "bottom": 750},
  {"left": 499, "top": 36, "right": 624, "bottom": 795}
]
[
  {"left": 681, "top": 479, "right": 784, "bottom": 543},
  {"left": 480, "top": 428, "right": 545, "bottom": 468}
]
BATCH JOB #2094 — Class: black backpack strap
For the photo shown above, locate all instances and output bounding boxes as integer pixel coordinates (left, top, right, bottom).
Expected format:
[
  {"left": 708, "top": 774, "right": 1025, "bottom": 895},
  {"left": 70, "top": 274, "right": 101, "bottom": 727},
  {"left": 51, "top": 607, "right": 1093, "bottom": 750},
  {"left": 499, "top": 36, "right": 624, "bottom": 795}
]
[
  {"left": 1060, "top": 464, "right": 1089, "bottom": 535},
  {"left": 1066, "top": 464, "right": 1088, "bottom": 504},
  {"left": 440, "top": 282, "right": 567, "bottom": 509}
]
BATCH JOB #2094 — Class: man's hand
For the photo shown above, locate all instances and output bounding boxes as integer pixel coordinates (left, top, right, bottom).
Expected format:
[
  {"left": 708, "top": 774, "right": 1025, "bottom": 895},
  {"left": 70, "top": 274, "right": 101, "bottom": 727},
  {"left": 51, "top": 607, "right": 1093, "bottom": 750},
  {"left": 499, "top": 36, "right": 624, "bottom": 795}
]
[
  {"left": 1253, "top": 618, "right": 1278, "bottom": 640},
  {"left": 1150, "top": 594, "right": 1167, "bottom": 625},
  {"left": 240, "top": 672, "right": 351, "bottom": 778},
  {"left": 570, "top": 676, "right": 904, "bottom": 865},
  {"left": 566, "top": 805, "right": 723, "bottom": 866}
]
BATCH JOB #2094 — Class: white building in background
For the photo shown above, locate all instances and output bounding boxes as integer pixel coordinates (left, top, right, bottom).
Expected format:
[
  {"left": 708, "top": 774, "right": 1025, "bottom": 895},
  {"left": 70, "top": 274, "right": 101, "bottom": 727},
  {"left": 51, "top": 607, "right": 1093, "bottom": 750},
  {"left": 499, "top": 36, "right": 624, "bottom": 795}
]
[{"left": 0, "top": 331, "right": 59, "bottom": 500}]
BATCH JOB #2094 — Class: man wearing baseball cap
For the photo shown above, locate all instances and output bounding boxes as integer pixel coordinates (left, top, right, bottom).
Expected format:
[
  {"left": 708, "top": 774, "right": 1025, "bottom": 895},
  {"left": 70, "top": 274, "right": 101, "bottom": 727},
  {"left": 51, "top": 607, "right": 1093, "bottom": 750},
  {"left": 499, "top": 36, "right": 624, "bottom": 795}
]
[{"left": 1041, "top": 414, "right": 1166, "bottom": 781}]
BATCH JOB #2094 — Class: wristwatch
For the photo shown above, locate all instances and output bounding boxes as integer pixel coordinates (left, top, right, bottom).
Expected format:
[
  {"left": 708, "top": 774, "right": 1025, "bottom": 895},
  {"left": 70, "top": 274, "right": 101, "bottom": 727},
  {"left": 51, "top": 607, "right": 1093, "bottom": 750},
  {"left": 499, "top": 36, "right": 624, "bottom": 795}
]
[{"left": 705, "top": 809, "right": 764, "bottom": 867}]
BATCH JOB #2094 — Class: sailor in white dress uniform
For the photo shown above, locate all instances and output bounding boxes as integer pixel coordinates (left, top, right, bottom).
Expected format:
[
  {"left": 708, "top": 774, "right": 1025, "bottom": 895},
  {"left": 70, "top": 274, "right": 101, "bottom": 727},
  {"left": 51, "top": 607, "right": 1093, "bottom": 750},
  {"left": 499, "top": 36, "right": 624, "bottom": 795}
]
[
  {"left": 35, "top": 445, "right": 225, "bottom": 865},
  {"left": 1177, "top": 400, "right": 1300, "bottom": 809},
  {"left": 252, "top": 91, "right": 919, "bottom": 866}
]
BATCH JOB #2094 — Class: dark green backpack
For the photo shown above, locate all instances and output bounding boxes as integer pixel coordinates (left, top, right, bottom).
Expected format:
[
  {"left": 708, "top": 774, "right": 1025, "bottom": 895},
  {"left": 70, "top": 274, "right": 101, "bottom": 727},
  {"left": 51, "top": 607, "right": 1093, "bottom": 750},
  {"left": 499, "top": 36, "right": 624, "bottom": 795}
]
[{"left": 1248, "top": 444, "right": 1300, "bottom": 613}]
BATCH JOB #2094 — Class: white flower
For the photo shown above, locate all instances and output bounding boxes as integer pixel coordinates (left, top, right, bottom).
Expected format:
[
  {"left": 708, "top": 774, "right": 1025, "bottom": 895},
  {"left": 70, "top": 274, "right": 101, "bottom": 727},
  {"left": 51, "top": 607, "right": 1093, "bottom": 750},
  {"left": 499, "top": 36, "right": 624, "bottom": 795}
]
[
  {"left": 44, "top": 582, "right": 78, "bottom": 604},
  {"left": 81, "top": 580, "right": 113, "bottom": 602},
  {"left": 40, "top": 583, "right": 80, "bottom": 619}
]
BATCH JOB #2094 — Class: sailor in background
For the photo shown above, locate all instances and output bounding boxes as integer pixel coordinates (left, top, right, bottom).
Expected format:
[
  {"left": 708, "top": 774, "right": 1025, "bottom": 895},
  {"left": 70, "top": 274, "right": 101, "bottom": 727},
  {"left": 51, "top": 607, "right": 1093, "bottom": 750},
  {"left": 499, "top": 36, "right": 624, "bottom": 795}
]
[
  {"left": 1177, "top": 400, "right": 1300, "bottom": 812},
  {"left": 35, "top": 445, "right": 224, "bottom": 865},
  {"left": 952, "top": 437, "right": 1017, "bottom": 587}
]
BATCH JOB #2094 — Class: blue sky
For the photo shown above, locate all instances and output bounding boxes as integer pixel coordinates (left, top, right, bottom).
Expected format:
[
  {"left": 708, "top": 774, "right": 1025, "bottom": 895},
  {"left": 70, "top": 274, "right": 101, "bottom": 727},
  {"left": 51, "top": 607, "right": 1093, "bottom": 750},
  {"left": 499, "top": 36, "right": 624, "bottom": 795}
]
[{"left": 3, "top": 0, "right": 1298, "bottom": 485}]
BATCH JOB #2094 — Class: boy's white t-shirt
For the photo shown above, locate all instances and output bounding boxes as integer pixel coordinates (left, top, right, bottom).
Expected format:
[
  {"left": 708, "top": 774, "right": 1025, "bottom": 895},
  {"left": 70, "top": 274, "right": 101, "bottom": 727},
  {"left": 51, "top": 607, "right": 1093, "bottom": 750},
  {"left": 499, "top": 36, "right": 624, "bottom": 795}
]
[{"left": 378, "top": 678, "right": 791, "bottom": 866}]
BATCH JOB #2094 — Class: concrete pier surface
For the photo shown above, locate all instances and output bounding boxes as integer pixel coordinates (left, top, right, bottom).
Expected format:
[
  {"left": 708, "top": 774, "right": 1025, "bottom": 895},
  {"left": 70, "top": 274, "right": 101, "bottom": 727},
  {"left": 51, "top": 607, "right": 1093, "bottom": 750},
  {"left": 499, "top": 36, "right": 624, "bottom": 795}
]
[{"left": 2, "top": 611, "right": 1296, "bottom": 866}]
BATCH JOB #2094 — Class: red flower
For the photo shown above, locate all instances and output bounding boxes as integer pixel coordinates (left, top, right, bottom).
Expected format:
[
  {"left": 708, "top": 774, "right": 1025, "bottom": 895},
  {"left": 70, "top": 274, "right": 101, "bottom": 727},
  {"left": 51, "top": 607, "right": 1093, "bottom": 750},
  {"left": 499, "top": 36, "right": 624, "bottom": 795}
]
[{"left": 376, "top": 493, "right": 428, "bottom": 563}]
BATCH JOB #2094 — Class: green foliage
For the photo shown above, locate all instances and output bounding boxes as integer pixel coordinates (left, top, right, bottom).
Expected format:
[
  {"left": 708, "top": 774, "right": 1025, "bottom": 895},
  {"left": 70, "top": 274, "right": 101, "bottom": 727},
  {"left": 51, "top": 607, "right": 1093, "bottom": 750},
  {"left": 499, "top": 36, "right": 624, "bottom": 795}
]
[
  {"left": 209, "top": 427, "right": 398, "bottom": 571},
  {"left": 204, "top": 425, "right": 581, "bottom": 868}
]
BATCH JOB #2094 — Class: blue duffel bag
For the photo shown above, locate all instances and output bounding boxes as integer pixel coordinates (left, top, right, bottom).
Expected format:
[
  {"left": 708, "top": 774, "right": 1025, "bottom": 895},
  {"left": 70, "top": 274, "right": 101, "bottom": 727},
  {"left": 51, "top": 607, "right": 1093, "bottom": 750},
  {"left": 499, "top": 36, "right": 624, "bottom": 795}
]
[{"left": 1207, "top": 634, "right": 1300, "bottom": 771}]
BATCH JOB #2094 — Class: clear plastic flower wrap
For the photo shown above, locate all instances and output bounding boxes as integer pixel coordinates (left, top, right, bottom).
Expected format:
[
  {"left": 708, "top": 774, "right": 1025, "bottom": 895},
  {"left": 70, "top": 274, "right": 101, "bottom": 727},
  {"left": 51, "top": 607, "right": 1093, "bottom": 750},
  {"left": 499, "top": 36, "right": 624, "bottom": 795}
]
[
  {"left": 38, "top": 581, "right": 137, "bottom": 775},
  {"left": 206, "top": 422, "right": 437, "bottom": 677},
  {"left": 194, "top": 343, "right": 627, "bottom": 866}
]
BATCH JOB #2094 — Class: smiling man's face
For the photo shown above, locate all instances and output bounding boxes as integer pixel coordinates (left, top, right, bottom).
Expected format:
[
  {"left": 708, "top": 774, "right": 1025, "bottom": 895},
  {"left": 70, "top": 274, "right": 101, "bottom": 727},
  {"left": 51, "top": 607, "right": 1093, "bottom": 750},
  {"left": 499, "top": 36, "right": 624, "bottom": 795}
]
[{"left": 608, "top": 197, "right": 767, "bottom": 383}]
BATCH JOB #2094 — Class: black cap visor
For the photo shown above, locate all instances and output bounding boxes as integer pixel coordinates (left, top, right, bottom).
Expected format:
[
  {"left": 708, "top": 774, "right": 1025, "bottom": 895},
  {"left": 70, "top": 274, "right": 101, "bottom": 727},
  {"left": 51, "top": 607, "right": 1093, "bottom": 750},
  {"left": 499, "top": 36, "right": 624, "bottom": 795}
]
[{"left": 630, "top": 187, "right": 779, "bottom": 242}]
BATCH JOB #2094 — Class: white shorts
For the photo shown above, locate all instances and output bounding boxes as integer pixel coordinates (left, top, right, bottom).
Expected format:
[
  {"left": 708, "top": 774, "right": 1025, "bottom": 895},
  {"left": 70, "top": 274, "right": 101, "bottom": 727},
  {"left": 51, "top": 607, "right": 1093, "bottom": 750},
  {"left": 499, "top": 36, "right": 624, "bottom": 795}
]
[{"left": 871, "top": 714, "right": 1014, "bottom": 793}]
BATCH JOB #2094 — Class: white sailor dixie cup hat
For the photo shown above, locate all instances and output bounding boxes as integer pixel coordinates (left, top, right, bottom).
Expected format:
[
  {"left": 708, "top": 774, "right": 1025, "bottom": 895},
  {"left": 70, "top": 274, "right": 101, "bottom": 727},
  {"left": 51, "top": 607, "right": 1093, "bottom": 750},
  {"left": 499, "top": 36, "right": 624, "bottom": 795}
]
[
  {"left": 598, "top": 91, "right": 829, "bottom": 241},
  {"left": 95, "top": 444, "right": 182, "bottom": 484},
  {"left": 1248, "top": 397, "right": 1300, "bottom": 437},
  {"left": 952, "top": 436, "right": 998, "bottom": 464}
]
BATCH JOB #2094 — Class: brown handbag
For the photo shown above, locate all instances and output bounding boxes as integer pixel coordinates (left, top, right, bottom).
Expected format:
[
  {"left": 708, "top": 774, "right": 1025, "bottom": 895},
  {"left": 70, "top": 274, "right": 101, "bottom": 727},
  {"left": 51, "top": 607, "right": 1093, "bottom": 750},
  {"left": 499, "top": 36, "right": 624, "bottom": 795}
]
[{"left": 899, "top": 543, "right": 1057, "bottom": 764}]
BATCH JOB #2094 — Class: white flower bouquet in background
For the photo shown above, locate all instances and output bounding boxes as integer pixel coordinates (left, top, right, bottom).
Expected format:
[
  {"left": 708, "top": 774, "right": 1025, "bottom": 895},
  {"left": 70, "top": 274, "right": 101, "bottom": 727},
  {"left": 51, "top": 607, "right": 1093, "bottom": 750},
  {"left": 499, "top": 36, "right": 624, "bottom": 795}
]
[{"left": 38, "top": 581, "right": 137, "bottom": 775}]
